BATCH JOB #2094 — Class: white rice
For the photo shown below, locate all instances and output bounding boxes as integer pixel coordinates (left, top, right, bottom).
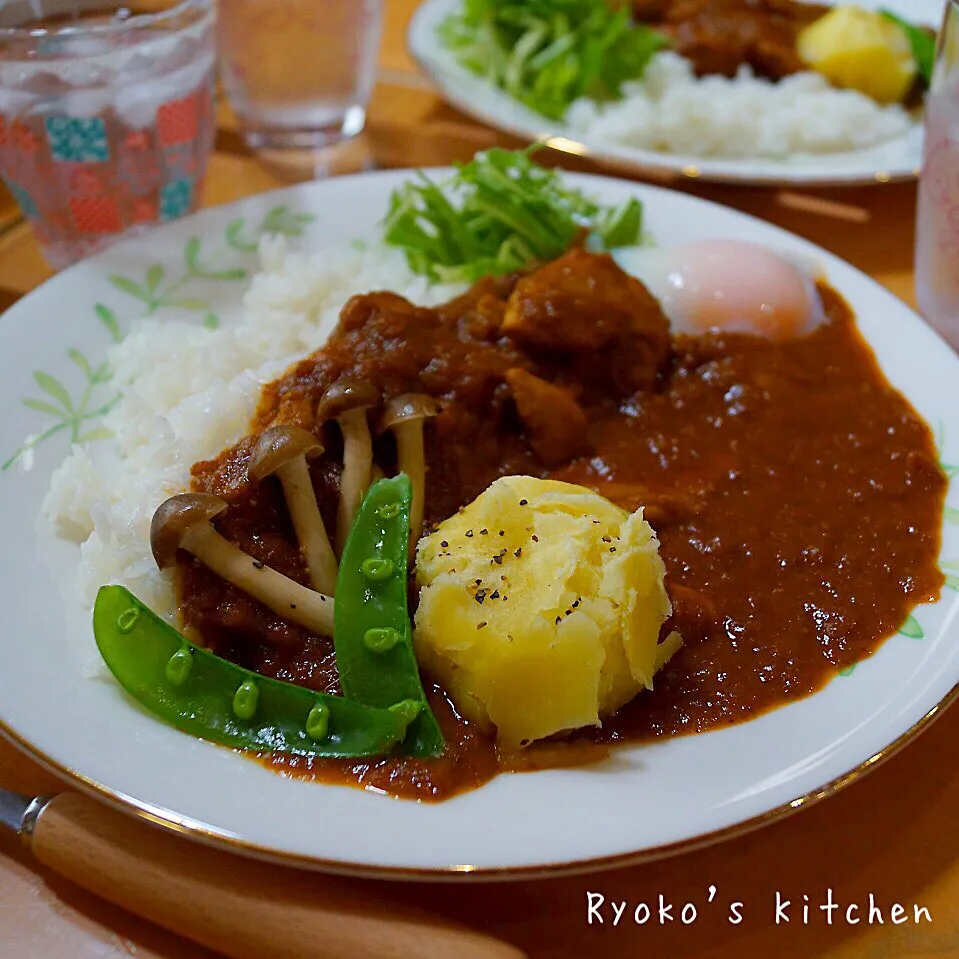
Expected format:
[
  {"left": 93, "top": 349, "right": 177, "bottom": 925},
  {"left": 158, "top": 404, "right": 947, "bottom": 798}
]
[
  {"left": 566, "top": 52, "right": 913, "bottom": 159},
  {"left": 42, "top": 238, "right": 466, "bottom": 628}
]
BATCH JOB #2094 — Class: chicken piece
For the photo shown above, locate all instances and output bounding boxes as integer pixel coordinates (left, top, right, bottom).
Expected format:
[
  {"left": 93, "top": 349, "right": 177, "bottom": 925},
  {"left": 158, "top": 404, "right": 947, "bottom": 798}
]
[
  {"left": 502, "top": 249, "right": 671, "bottom": 395},
  {"left": 437, "top": 272, "right": 520, "bottom": 322},
  {"left": 504, "top": 249, "right": 657, "bottom": 351},
  {"left": 505, "top": 368, "right": 589, "bottom": 467},
  {"left": 631, "top": 0, "right": 673, "bottom": 22},
  {"left": 764, "top": 0, "right": 829, "bottom": 26},
  {"left": 455, "top": 293, "right": 508, "bottom": 342},
  {"left": 338, "top": 291, "right": 425, "bottom": 336},
  {"left": 660, "top": 0, "right": 829, "bottom": 81},
  {"left": 669, "top": 8, "right": 799, "bottom": 78}
]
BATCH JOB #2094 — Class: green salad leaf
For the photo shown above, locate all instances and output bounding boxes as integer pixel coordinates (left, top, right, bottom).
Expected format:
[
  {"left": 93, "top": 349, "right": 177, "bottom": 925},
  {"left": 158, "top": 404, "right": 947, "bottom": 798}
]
[
  {"left": 439, "top": 0, "right": 668, "bottom": 120},
  {"left": 881, "top": 10, "right": 937, "bottom": 86},
  {"left": 383, "top": 147, "right": 644, "bottom": 283}
]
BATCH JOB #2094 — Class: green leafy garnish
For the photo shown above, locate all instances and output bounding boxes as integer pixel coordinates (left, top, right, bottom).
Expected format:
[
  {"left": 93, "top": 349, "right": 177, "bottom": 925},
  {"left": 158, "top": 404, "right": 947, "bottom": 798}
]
[
  {"left": 881, "top": 10, "right": 936, "bottom": 86},
  {"left": 383, "top": 147, "right": 644, "bottom": 283},
  {"left": 439, "top": 0, "right": 668, "bottom": 120}
]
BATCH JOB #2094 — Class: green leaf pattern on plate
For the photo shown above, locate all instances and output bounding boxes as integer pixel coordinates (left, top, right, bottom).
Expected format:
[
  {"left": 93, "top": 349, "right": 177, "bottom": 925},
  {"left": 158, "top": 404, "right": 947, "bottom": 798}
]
[
  {"left": 938, "top": 422, "right": 959, "bottom": 480},
  {"left": 95, "top": 303, "right": 122, "bottom": 343},
  {"left": 2, "top": 353, "right": 120, "bottom": 471},
  {"left": 226, "top": 207, "right": 314, "bottom": 253},
  {"left": 106, "top": 204, "right": 315, "bottom": 316},
  {"left": 942, "top": 561, "right": 959, "bottom": 593},
  {"left": 3, "top": 206, "right": 315, "bottom": 471},
  {"left": 900, "top": 615, "right": 924, "bottom": 640}
]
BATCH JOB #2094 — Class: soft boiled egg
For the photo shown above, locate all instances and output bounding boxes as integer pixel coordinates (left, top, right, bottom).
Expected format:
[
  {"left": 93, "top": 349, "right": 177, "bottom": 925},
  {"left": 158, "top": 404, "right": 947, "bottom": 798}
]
[{"left": 617, "top": 239, "right": 826, "bottom": 340}]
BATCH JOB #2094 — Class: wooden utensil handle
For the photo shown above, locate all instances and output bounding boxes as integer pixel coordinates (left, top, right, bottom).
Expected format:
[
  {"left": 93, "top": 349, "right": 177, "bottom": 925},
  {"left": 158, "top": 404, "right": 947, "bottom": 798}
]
[{"left": 31, "top": 792, "right": 526, "bottom": 959}]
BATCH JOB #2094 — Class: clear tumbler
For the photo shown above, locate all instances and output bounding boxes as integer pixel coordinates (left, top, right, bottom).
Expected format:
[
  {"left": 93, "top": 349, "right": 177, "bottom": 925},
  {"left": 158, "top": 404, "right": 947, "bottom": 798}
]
[{"left": 218, "top": 0, "right": 383, "bottom": 163}]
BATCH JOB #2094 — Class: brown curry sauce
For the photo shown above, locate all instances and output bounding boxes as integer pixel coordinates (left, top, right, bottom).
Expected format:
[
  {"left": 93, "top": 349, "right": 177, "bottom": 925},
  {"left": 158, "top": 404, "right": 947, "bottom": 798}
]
[{"left": 180, "top": 256, "right": 946, "bottom": 801}]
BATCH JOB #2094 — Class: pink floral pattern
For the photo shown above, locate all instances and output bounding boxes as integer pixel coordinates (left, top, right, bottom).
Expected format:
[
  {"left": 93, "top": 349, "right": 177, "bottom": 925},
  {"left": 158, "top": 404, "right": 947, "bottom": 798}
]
[
  {"left": 922, "top": 137, "right": 959, "bottom": 259},
  {"left": 0, "top": 70, "right": 215, "bottom": 264}
]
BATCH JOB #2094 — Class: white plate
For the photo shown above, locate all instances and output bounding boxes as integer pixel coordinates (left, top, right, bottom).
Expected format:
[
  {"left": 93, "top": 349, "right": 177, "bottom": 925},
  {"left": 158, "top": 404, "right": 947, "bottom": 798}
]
[
  {"left": 1, "top": 169, "right": 958, "bottom": 880},
  {"left": 408, "top": 0, "right": 942, "bottom": 187}
]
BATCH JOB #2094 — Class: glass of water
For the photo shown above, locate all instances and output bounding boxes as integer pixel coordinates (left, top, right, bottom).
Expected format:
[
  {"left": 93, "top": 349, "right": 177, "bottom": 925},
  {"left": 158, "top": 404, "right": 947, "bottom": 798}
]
[
  {"left": 218, "top": 0, "right": 383, "bottom": 170},
  {"left": 0, "top": 0, "right": 216, "bottom": 269},
  {"left": 916, "top": 0, "right": 959, "bottom": 349}
]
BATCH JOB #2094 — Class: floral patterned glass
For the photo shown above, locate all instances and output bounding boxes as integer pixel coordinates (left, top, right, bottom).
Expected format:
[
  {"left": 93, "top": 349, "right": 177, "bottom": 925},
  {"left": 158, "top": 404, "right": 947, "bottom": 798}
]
[
  {"left": 0, "top": 0, "right": 216, "bottom": 270},
  {"left": 917, "top": 0, "right": 959, "bottom": 350}
]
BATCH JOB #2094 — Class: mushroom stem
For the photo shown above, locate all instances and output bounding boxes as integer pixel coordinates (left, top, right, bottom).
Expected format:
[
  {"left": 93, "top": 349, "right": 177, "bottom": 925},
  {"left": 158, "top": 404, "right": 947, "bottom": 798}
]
[
  {"left": 378, "top": 394, "right": 437, "bottom": 548},
  {"left": 335, "top": 409, "right": 373, "bottom": 556},
  {"left": 394, "top": 423, "right": 426, "bottom": 546},
  {"left": 276, "top": 456, "right": 339, "bottom": 595},
  {"left": 182, "top": 522, "right": 335, "bottom": 637},
  {"left": 248, "top": 425, "right": 338, "bottom": 596}
]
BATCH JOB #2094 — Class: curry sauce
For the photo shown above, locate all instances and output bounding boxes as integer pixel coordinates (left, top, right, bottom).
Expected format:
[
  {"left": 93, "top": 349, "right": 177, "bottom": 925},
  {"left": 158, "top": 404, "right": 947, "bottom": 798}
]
[{"left": 181, "top": 261, "right": 946, "bottom": 801}]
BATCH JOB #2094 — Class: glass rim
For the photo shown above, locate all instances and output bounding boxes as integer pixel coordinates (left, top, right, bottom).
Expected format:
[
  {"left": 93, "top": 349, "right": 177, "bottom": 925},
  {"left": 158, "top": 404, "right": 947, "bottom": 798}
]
[{"left": 0, "top": 0, "right": 213, "bottom": 39}]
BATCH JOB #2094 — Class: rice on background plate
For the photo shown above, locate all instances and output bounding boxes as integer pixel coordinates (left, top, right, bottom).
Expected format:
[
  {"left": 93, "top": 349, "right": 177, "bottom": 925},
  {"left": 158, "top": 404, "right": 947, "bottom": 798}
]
[
  {"left": 42, "top": 236, "right": 466, "bottom": 660},
  {"left": 566, "top": 52, "right": 914, "bottom": 160}
]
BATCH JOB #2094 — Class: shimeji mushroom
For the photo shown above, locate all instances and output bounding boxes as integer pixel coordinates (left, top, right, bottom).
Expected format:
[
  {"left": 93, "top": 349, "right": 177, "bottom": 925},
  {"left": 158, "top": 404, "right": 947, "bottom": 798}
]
[
  {"left": 316, "top": 380, "right": 379, "bottom": 556},
  {"left": 379, "top": 394, "right": 438, "bottom": 545},
  {"left": 151, "top": 493, "right": 335, "bottom": 637},
  {"left": 249, "top": 425, "right": 338, "bottom": 596}
]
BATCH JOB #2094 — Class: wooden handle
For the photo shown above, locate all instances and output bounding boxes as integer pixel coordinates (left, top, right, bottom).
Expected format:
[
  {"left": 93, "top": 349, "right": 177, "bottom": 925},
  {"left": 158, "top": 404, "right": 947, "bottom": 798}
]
[{"left": 31, "top": 793, "right": 526, "bottom": 959}]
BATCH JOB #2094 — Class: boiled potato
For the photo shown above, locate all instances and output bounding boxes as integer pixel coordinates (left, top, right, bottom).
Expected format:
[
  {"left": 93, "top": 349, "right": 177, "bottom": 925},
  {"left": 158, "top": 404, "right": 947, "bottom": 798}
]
[
  {"left": 797, "top": 7, "right": 917, "bottom": 105},
  {"left": 413, "top": 476, "right": 681, "bottom": 747}
]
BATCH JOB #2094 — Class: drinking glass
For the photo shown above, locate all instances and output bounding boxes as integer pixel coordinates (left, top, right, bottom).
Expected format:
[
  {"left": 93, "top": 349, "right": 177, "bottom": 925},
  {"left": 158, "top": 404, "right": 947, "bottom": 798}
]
[
  {"left": 917, "top": 0, "right": 959, "bottom": 349},
  {"left": 0, "top": 0, "right": 216, "bottom": 270},
  {"left": 218, "top": 0, "right": 382, "bottom": 166}
]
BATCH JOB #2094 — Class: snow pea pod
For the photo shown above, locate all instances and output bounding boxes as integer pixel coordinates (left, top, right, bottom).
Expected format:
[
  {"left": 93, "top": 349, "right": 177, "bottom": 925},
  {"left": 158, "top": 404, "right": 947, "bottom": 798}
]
[
  {"left": 334, "top": 474, "right": 445, "bottom": 757},
  {"left": 94, "top": 585, "right": 409, "bottom": 757}
]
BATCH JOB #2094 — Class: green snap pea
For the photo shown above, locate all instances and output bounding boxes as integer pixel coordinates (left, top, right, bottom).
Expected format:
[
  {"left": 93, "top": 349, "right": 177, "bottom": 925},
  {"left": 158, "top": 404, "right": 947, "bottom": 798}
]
[
  {"left": 306, "top": 703, "right": 330, "bottom": 741},
  {"left": 117, "top": 607, "right": 139, "bottom": 633},
  {"left": 94, "top": 585, "right": 409, "bottom": 758},
  {"left": 361, "top": 558, "right": 395, "bottom": 581},
  {"left": 363, "top": 627, "right": 402, "bottom": 653},
  {"left": 165, "top": 648, "right": 193, "bottom": 686},
  {"left": 334, "top": 474, "right": 445, "bottom": 758},
  {"left": 389, "top": 699, "right": 424, "bottom": 727},
  {"left": 232, "top": 681, "right": 260, "bottom": 720}
]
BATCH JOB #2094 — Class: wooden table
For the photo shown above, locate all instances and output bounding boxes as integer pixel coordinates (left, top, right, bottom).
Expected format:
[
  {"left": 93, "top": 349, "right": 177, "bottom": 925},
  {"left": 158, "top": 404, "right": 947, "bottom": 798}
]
[{"left": 2, "top": 3, "right": 956, "bottom": 957}]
